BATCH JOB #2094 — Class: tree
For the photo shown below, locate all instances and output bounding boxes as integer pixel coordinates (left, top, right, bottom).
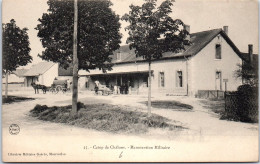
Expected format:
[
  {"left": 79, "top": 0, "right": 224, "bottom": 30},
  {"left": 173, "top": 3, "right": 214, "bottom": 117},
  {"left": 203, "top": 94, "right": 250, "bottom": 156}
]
[
  {"left": 235, "top": 62, "right": 258, "bottom": 87},
  {"left": 2, "top": 19, "right": 32, "bottom": 98},
  {"left": 72, "top": 0, "right": 79, "bottom": 117},
  {"left": 36, "top": 0, "right": 121, "bottom": 116},
  {"left": 122, "top": 0, "right": 189, "bottom": 116}
]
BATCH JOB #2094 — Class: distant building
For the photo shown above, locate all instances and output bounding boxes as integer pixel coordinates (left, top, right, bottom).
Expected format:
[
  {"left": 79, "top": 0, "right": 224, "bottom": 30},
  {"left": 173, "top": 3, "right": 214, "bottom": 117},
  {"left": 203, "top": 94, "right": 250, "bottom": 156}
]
[
  {"left": 23, "top": 62, "right": 58, "bottom": 87},
  {"left": 78, "top": 26, "right": 245, "bottom": 96},
  {"left": 240, "top": 44, "right": 258, "bottom": 85},
  {"left": 22, "top": 26, "right": 254, "bottom": 96},
  {"left": 2, "top": 69, "right": 28, "bottom": 85}
]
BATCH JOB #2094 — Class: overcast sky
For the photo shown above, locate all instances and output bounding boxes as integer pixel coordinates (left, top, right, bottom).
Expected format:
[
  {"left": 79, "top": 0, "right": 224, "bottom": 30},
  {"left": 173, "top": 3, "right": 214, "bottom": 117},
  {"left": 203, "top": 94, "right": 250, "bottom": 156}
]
[{"left": 2, "top": 0, "right": 259, "bottom": 68}]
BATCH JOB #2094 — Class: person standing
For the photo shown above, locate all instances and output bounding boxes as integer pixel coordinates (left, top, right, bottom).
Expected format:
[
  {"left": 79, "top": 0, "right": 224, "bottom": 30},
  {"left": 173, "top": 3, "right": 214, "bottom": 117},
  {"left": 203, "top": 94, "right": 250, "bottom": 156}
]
[
  {"left": 67, "top": 79, "right": 71, "bottom": 91},
  {"left": 94, "top": 81, "right": 99, "bottom": 95}
]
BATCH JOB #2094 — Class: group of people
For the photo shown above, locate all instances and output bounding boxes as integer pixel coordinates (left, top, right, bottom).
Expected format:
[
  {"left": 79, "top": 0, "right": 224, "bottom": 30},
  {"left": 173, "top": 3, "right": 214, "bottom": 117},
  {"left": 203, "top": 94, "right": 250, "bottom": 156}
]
[
  {"left": 112, "top": 84, "right": 131, "bottom": 95},
  {"left": 94, "top": 80, "right": 132, "bottom": 95}
]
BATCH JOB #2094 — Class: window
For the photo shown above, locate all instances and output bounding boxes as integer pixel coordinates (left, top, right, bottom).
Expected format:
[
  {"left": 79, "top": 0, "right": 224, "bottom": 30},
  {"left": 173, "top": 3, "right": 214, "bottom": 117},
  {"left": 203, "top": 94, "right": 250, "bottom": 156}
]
[
  {"left": 159, "top": 72, "right": 165, "bottom": 87},
  {"left": 117, "top": 52, "right": 121, "bottom": 61},
  {"left": 215, "top": 71, "right": 222, "bottom": 90},
  {"left": 176, "top": 71, "right": 183, "bottom": 87},
  {"left": 215, "top": 44, "right": 221, "bottom": 59}
]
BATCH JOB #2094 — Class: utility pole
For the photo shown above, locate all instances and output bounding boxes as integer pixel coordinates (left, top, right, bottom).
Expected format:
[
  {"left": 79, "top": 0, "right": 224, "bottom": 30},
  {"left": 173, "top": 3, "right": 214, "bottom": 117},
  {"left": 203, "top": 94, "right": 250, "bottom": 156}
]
[
  {"left": 147, "top": 62, "right": 151, "bottom": 117},
  {"left": 71, "top": 0, "right": 79, "bottom": 117}
]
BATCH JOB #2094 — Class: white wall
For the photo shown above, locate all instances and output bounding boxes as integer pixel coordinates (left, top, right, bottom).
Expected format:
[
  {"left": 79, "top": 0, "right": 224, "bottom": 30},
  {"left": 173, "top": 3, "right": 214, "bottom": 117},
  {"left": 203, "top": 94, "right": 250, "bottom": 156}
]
[
  {"left": 150, "top": 59, "right": 188, "bottom": 95},
  {"left": 190, "top": 34, "right": 242, "bottom": 96},
  {"left": 81, "top": 58, "right": 188, "bottom": 95},
  {"left": 78, "top": 76, "right": 87, "bottom": 90},
  {"left": 41, "top": 64, "right": 59, "bottom": 86},
  {"left": 79, "top": 34, "right": 243, "bottom": 96}
]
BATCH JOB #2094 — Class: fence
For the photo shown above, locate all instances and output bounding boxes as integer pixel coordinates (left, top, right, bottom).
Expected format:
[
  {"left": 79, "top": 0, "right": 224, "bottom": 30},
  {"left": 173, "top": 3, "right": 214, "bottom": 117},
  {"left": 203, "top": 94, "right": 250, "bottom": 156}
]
[
  {"left": 197, "top": 90, "right": 225, "bottom": 99},
  {"left": 225, "top": 91, "right": 258, "bottom": 123}
]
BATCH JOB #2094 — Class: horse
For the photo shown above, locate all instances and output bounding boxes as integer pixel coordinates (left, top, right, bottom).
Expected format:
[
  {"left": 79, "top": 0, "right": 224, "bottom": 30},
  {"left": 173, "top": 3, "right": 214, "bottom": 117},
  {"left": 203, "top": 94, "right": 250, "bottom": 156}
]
[{"left": 31, "top": 82, "right": 47, "bottom": 94}]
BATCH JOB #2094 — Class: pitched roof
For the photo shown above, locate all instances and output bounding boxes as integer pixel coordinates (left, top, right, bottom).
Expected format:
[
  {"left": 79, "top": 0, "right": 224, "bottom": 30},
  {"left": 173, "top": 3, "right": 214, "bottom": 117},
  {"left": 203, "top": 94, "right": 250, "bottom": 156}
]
[
  {"left": 57, "top": 28, "right": 245, "bottom": 74},
  {"left": 12, "top": 69, "right": 28, "bottom": 77},
  {"left": 111, "top": 28, "right": 242, "bottom": 64},
  {"left": 23, "top": 62, "right": 56, "bottom": 76},
  {"left": 240, "top": 52, "right": 258, "bottom": 69},
  {"left": 241, "top": 52, "right": 258, "bottom": 63}
]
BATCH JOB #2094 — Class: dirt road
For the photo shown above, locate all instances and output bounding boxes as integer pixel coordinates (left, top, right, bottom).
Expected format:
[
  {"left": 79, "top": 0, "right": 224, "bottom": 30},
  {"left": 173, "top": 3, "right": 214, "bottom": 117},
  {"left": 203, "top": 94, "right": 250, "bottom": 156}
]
[{"left": 2, "top": 90, "right": 258, "bottom": 162}]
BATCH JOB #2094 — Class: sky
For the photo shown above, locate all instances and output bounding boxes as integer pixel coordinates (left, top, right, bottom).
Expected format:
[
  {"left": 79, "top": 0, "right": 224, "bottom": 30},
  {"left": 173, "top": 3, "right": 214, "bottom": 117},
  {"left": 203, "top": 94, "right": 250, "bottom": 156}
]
[{"left": 2, "top": 0, "right": 259, "bottom": 68}]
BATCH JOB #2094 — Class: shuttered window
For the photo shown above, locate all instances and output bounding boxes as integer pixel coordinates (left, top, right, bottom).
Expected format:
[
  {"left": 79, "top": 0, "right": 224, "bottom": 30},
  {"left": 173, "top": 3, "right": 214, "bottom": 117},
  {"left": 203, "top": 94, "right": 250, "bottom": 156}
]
[
  {"left": 159, "top": 72, "right": 165, "bottom": 87},
  {"left": 176, "top": 71, "right": 183, "bottom": 87},
  {"left": 215, "top": 44, "right": 221, "bottom": 59}
]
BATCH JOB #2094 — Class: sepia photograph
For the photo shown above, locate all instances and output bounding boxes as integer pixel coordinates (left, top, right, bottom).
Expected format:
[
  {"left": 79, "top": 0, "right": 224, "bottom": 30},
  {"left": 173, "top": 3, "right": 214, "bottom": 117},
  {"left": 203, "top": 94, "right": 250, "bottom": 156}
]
[{"left": 2, "top": 0, "right": 259, "bottom": 162}]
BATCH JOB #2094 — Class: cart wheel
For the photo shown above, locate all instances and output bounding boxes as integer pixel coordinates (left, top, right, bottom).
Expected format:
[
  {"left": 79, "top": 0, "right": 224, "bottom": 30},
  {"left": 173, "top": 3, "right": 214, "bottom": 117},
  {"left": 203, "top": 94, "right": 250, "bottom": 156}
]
[
  {"left": 62, "top": 88, "right": 67, "bottom": 93},
  {"left": 50, "top": 88, "right": 56, "bottom": 94},
  {"left": 56, "top": 85, "right": 62, "bottom": 93}
]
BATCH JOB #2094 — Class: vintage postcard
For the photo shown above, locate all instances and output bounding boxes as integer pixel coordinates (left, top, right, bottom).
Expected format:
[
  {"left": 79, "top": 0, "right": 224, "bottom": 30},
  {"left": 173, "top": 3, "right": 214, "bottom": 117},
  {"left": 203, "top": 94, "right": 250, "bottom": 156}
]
[{"left": 2, "top": 0, "right": 258, "bottom": 162}]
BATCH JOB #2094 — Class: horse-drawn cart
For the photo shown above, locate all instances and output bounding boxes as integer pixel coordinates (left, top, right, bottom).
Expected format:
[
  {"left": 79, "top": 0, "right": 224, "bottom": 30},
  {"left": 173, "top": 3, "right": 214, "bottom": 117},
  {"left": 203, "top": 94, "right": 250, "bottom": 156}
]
[
  {"left": 50, "top": 79, "right": 69, "bottom": 93},
  {"left": 94, "top": 81, "right": 113, "bottom": 95}
]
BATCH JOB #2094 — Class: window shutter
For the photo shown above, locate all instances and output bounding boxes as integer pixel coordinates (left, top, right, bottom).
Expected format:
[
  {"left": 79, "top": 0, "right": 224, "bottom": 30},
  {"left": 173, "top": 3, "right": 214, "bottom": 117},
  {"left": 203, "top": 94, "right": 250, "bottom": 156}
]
[
  {"left": 163, "top": 72, "right": 165, "bottom": 87},
  {"left": 176, "top": 71, "right": 178, "bottom": 87}
]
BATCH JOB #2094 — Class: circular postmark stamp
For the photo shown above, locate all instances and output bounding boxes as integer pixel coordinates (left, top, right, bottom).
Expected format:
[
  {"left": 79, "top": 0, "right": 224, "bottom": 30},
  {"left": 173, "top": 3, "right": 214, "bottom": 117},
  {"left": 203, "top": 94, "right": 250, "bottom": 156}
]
[{"left": 9, "top": 124, "right": 20, "bottom": 135}]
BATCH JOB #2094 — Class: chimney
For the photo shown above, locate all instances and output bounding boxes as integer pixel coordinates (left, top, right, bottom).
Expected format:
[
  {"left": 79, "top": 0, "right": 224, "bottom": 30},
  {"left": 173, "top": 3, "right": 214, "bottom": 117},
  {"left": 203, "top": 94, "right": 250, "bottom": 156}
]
[
  {"left": 184, "top": 24, "right": 190, "bottom": 41},
  {"left": 223, "top": 26, "right": 228, "bottom": 35},
  {"left": 248, "top": 44, "right": 253, "bottom": 64}
]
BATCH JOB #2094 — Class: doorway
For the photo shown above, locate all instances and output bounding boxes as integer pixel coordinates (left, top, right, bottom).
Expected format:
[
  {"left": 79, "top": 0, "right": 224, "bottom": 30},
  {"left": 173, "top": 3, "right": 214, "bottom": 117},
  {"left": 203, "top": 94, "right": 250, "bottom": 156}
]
[{"left": 215, "top": 71, "right": 222, "bottom": 91}]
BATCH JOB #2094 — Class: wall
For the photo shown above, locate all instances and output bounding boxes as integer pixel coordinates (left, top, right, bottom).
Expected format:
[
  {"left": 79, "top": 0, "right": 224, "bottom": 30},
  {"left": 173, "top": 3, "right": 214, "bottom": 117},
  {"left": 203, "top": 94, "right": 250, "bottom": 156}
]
[
  {"left": 150, "top": 59, "right": 188, "bottom": 95},
  {"left": 190, "top": 34, "right": 242, "bottom": 96},
  {"left": 41, "top": 64, "right": 59, "bottom": 86},
  {"left": 78, "top": 76, "right": 87, "bottom": 90},
  {"left": 81, "top": 58, "right": 188, "bottom": 95},
  {"left": 80, "top": 34, "right": 242, "bottom": 96}
]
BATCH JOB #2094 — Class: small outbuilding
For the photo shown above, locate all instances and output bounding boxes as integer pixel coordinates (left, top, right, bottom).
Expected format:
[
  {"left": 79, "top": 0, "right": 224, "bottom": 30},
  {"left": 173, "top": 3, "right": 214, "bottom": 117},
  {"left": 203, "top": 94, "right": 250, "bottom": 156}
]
[{"left": 23, "top": 62, "right": 58, "bottom": 87}]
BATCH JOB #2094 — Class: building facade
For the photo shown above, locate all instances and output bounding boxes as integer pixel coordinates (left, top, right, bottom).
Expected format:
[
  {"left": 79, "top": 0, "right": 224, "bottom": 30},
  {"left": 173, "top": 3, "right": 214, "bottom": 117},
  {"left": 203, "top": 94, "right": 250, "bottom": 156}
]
[
  {"left": 23, "top": 62, "right": 58, "bottom": 87},
  {"left": 79, "top": 27, "right": 244, "bottom": 96}
]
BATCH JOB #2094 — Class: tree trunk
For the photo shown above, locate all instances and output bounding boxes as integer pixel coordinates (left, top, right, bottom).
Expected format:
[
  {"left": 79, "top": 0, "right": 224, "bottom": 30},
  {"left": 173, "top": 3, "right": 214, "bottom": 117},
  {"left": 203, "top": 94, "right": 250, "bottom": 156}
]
[
  {"left": 71, "top": 0, "right": 78, "bottom": 118},
  {"left": 148, "top": 62, "right": 152, "bottom": 117},
  {"left": 5, "top": 72, "right": 8, "bottom": 99}
]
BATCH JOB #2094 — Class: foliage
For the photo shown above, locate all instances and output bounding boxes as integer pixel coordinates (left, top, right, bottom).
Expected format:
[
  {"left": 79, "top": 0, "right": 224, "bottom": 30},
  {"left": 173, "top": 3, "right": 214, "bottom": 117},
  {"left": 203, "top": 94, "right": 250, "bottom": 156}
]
[
  {"left": 30, "top": 103, "right": 185, "bottom": 133},
  {"left": 2, "top": 19, "right": 32, "bottom": 74},
  {"left": 35, "top": 0, "right": 121, "bottom": 71},
  {"left": 237, "top": 84, "right": 255, "bottom": 94},
  {"left": 235, "top": 62, "right": 258, "bottom": 87},
  {"left": 223, "top": 85, "right": 258, "bottom": 123},
  {"left": 122, "top": 0, "right": 190, "bottom": 62},
  {"left": 122, "top": 0, "right": 189, "bottom": 115},
  {"left": 2, "top": 96, "right": 35, "bottom": 104},
  {"left": 141, "top": 100, "right": 193, "bottom": 111}
]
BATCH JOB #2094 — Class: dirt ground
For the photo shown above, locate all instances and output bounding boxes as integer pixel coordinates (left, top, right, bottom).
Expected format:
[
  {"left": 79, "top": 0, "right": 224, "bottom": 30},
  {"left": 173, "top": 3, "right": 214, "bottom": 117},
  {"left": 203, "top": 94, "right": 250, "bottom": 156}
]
[{"left": 2, "top": 89, "right": 258, "bottom": 162}]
